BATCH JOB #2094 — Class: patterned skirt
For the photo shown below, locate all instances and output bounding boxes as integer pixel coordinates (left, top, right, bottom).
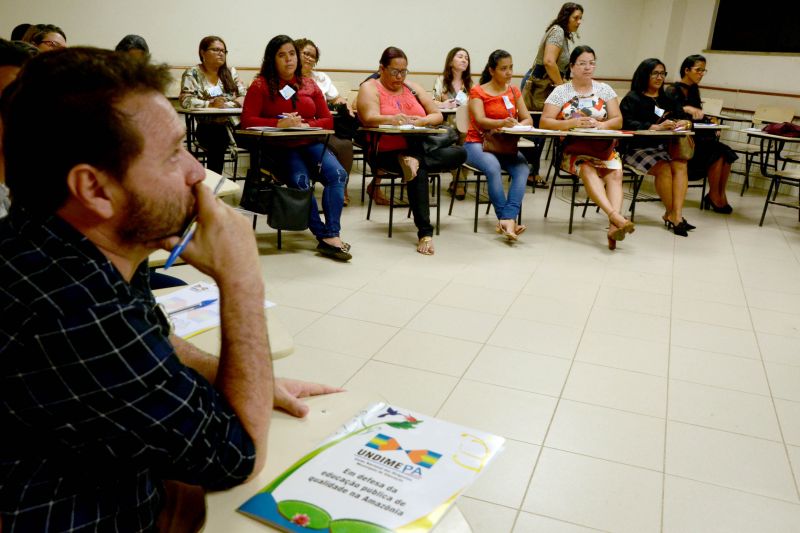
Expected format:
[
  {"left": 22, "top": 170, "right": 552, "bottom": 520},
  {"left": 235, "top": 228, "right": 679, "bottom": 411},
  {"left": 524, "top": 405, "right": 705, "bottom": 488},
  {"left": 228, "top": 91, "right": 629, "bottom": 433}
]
[
  {"left": 561, "top": 151, "right": 623, "bottom": 175},
  {"left": 623, "top": 145, "right": 671, "bottom": 174}
]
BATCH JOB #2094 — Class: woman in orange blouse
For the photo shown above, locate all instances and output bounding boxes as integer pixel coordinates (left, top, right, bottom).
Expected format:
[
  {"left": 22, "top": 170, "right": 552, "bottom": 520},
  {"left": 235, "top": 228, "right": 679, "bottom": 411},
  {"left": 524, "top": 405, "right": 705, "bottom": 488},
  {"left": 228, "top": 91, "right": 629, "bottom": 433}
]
[{"left": 465, "top": 50, "right": 532, "bottom": 240}]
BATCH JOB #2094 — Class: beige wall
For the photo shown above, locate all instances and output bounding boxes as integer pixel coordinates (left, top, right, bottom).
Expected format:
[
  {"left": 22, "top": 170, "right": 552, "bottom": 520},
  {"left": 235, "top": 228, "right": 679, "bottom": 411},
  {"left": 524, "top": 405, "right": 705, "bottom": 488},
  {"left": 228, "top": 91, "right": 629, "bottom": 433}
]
[{"left": 3, "top": 0, "right": 797, "bottom": 111}]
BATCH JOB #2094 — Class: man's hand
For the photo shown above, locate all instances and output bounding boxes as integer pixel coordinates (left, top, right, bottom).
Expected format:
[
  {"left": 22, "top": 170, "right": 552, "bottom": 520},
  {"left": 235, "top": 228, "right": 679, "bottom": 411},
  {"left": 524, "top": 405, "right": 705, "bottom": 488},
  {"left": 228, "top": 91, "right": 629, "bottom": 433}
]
[{"left": 274, "top": 378, "right": 344, "bottom": 418}]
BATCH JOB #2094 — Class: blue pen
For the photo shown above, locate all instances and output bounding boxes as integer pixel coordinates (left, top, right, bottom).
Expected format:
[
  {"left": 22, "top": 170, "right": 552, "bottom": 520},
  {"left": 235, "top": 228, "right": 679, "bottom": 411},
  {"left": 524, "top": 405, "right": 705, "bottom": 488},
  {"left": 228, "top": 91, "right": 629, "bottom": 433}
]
[
  {"left": 163, "top": 176, "right": 226, "bottom": 269},
  {"left": 168, "top": 298, "right": 218, "bottom": 316}
]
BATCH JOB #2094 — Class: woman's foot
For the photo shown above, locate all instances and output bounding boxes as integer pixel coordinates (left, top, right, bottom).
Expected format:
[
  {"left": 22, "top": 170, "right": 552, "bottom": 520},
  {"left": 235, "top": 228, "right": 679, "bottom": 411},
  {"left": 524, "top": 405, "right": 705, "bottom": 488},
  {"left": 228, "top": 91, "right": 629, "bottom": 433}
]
[
  {"left": 417, "top": 236, "right": 434, "bottom": 255},
  {"left": 514, "top": 223, "right": 527, "bottom": 236},
  {"left": 343, "top": 191, "right": 350, "bottom": 207},
  {"left": 447, "top": 181, "right": 466, "bottom": 200},
  {"left": 367, "top": 181, "right": 389, "bottom": 206},
  {"left": 607, "top": 234, "right": 617, "bottom": 250},
  {"left": 608, "top": 212, "right": 635, "bottom": 241},
  {"left": 317, "top": 238, "right": 352, "bottom": 261},
  {"left": 495, "top": 220, "right": 518, "bottom": 241},
  {"left": 665, "top": 219, "right": 689, "bottom": 237},
  {"left": 703, "top": 194, "right": 733, "bottom": 214},
  {"left": 397, "top": 155, "right": 419, "bottom": 182}
]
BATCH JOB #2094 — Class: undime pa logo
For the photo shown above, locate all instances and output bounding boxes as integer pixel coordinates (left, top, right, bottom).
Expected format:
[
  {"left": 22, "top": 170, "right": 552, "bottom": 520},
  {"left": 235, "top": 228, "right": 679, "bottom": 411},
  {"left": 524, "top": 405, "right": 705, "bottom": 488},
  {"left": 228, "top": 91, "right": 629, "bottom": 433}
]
[{"left": 365, "top": 434, "right": 442, "bottom": 469}]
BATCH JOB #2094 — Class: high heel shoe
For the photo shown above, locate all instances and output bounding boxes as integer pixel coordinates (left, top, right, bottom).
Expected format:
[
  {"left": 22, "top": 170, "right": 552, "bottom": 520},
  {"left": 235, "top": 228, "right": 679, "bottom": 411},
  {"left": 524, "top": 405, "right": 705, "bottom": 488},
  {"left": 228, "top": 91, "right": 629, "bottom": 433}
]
[
  {"left": 702, "top": 194, "right": 733, "bottom": 214},
  {"left": 665, "top": 219, "right": 689, "bottom": 237},
  {"left": 496, "top": 222, "right": 517, "bottom": 241},
  {"left": 607, "top": 235, "right": 617, "bottom": 250},
  {"left": 663, "top": 216, "right": 695, "bottom": 231},
  {"left": 608, "top": 212, "right": 635, "bottom": 241}
]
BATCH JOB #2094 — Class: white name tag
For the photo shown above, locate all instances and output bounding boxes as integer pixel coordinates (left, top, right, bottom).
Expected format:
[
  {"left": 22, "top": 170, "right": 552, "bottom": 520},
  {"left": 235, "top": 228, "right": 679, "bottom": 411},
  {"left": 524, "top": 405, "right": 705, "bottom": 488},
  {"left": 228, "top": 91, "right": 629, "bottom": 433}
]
[
  {"left": 455, "top": 91, "right": 467, "bottom": 106},
  {"left": 207, "top": 85, "right": 223, "bottom": 97},
  {"left": 502, "top": 95, "right": 514, "bottom": 110},
  {"left": 654, "top": 105, "right": 665, "bottom": 118},
  {"left": 279, "top": 85, "right": 296, "bottom": 100},
  {"left": 578, "top": 97, "right": 594, "bottom": 109}
]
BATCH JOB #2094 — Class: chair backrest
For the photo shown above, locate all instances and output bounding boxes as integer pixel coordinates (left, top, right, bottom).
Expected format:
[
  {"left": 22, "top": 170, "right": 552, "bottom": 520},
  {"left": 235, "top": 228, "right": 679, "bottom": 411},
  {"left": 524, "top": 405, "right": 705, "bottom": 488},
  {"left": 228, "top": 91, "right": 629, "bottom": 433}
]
[
  {"left": 701, "top": 97, "right": 723, "bottom": 116},
  {"left": 455, "top": 104, "right": 470, "bottom": 134},
  {"left": 753, "top": 105, "right": 795, "bottom": 125}
]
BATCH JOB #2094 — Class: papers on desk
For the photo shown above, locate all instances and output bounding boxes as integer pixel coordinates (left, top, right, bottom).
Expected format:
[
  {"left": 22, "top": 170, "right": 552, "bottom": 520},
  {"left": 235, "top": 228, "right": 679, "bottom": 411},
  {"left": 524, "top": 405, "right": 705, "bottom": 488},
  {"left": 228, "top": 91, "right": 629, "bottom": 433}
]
[
  {"left": 155, "top": 282, "right": 276, "bottom": 338},
  {"left": 743, "top": 127, "right": 763, "bottom": 133},
  {"left": 246, "top": 126, "right": 323, "bottom": 131},
  {"left": 571, "top": 128, "right": 622, "bottom": 134},
  {"left": 501, "top": 126, "right": 557, "bottom": 133},
  {"left": 377, "top": 124, "right": 428, "bottom": 130},
  {"left": 238, "top": 402, "right": 504, "bottom": 532},
  {"left": 693, "top": 123, "right": 720, "bottom": 129}
]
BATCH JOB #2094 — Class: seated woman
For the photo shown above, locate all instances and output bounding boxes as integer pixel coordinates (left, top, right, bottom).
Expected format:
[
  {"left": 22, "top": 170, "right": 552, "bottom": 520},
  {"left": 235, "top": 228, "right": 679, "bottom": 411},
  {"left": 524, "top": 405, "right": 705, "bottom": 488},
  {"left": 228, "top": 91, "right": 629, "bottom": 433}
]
[
  {"left": 295, "top": 37, "right": 354, "bottom": 206},
  {"left": 432, "top": 47, "right": 472, "bottom": 200},
  {"left": 357, "top": 46, "right": 466, "bottom": 255},
  {"left": 180, "top": 36, "right": 245, "bottom": 175},
  {"left": 465, "top": 49, "right": 532, "bottom": 240},
  {"left": 241, "top": 34, "right": 350, "bottom": 261},
  {"left": 25, "top": 24, "right": 66, "bottom": 52},
  {"left": 620, "top": 58, "right": 693, "bottom": 236},
  {"left": 540, "top": 45, "right": 634, "bottom": 250},
  {"left": 665, "top": 54, "right": 737, "bottom": 214}
]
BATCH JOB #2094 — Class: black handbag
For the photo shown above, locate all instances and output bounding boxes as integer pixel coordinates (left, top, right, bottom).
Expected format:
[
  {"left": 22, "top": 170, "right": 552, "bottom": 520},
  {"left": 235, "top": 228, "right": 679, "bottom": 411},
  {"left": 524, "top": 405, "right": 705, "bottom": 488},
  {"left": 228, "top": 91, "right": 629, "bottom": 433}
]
[
  {"left": 240, "top": 169, "right": 312, "bottom": 231},
  {"left": 422, "top": 125, "right": 459, "bottom": 153}
]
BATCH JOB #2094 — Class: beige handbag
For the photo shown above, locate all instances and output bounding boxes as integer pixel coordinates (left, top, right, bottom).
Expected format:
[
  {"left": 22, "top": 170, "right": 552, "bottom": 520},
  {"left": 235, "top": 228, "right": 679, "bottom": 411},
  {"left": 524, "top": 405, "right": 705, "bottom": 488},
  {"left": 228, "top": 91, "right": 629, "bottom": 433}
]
[{"left": 522, "top": 76, "right": 555, "bottom": 112}]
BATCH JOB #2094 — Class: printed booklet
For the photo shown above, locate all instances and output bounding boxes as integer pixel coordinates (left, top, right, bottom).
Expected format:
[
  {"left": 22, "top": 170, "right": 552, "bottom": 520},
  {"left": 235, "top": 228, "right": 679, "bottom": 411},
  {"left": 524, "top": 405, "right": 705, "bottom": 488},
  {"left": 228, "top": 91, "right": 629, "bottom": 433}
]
[{"left": 238, "top": 403, "right": 505, "bottom": 532}]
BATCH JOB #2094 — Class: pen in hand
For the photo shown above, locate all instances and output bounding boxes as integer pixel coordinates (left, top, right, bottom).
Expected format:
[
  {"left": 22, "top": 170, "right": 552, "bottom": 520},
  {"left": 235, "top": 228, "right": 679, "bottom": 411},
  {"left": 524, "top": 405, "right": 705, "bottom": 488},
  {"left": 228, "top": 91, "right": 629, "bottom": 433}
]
[{"left": 163, "top": 176, "right": 226, "bottom": 269}]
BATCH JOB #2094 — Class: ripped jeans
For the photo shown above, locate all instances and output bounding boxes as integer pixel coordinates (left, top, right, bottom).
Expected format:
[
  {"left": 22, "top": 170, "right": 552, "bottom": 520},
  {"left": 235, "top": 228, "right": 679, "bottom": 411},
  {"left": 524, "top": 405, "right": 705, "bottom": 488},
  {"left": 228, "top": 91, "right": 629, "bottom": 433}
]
[{"left": 272, "top": 142, "right": 347, "bottom": 239}]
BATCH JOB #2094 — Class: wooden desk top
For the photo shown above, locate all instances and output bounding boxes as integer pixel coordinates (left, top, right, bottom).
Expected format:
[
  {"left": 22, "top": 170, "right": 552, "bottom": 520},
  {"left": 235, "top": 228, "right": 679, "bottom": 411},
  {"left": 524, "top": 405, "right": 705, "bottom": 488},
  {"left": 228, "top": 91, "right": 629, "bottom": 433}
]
[
  {"left": 631, "top": 129, "right": 695, "bottom": 136},
  {"left": 203, "top": 168, "right": 240, "bottom": 197},
  {"left": 360, "top": 126, "right": 447, "bottom": 134},
  {"left": 178, "top": 107, "right": 242, "bottom": 115},
  {"left": 203, "top": 390, "right": 472, "bottom": 532},
  {"left": 236, "top": 128, "right": 335, "bottom": 138}
]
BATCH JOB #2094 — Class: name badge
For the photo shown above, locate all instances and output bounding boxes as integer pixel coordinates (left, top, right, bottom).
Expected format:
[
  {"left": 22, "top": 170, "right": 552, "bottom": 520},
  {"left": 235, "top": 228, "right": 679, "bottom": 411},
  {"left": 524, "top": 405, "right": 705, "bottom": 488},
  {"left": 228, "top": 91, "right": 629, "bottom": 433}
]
[
  {"left": 502, "top": 95, "right": 514, "bottom": 110},
  {"left": 654, "top": 106, "right": 665, "bottom": 118},
  {"left": 578, "top": 97, "right": 594, "bottom": 110},
  {"left": 207, "top": 85, "right": 223, "bottom": 97},
  {"left": 455, "top": 91, "right": 467, "bottom": 106},
  {"left": 279, "top": 85, "right": 296, "bottom": 100}
]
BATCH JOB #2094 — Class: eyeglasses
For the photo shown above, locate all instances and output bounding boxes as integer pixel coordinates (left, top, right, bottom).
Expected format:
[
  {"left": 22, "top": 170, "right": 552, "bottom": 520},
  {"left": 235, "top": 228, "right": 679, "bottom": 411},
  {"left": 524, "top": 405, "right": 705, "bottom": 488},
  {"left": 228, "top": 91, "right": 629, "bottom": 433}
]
[
  {"left": 692, "top": 68, "right": 708, "bottom": 74},
  {"left": 301, "top": 51, "right": 318, "bottom": 61},
  {"left": 39, "top": 40, "right": 64, "bottom": 49},
  {"left": 650, "top": 71, "right": 668, "bottom": 78},
  {"left": 575, "top": 61, "right": 596, "bottom": 68},
  {"left": 388, "top": 68, "right": 409, "bottom": 78},
  {"left": 206, "top": 48, "right": 228, "bottom": 55}
]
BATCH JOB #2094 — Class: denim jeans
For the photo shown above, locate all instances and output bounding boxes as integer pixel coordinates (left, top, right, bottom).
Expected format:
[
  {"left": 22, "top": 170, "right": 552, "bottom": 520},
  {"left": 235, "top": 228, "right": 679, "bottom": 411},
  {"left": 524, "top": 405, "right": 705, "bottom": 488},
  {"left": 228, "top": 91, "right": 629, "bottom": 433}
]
[
  {"left": 464, "top": 142, "right": 529, "bottom": 220},
  {"left": 272, "top": 142, "right": 347, "bottom": 239}
]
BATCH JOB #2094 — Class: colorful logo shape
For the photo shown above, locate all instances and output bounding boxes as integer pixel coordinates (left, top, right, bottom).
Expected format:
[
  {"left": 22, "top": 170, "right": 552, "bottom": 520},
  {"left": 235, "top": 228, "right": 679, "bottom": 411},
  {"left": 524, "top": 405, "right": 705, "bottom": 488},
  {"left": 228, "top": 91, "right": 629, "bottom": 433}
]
[{"left": 365, "top": 434, "right": 442, "bottom": 468}]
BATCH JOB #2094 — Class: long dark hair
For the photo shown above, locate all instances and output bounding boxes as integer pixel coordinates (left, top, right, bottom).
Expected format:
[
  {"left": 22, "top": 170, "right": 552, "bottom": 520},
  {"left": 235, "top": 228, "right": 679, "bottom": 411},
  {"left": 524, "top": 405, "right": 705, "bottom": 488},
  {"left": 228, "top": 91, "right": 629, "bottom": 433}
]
[
  {"left": 546, "top": 2, "right": 583, "bottom": 41},
  {"left": 441, "top": 47, "right": 472, "bottom": 96},
  {"left": 198, "top": 35, "right": 238, "bottom": 95},
  {"left": 259, "top": 34, "right": 303, "bottom": 97},
  {"left": 679, "top": 54, "right": 706, "bottom": 79},
  {"left": 479, "top": 49, "right": 511, "bottom": 84},
  {"left": 630, "top": 58, "right": 665, "bottom": 94}
]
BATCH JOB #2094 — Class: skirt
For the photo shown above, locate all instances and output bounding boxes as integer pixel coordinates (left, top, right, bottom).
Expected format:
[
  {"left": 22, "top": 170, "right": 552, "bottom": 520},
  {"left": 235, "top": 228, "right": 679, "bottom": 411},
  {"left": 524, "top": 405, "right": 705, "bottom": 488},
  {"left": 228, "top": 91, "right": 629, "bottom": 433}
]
[{"left": 624, "top": 145, "right": 671, "bottom": 174}]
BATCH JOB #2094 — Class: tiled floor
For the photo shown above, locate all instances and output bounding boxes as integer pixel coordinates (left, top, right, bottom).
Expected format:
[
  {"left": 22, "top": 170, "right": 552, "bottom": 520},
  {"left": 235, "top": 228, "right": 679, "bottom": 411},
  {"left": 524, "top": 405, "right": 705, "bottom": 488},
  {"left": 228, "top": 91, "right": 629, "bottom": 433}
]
[{"left": 176, "top": 175, "right": 800, "bottom": 532}]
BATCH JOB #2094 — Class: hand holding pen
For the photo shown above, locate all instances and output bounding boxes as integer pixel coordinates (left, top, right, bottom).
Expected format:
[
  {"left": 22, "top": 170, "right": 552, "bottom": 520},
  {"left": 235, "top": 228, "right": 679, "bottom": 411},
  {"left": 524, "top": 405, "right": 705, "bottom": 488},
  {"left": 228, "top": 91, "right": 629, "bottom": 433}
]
[
  {"left": 277, "top": 112, "right": 302, "bottom": 128},
  {"left": 163, "top": 176, "right": 226, "bottom": 269}
]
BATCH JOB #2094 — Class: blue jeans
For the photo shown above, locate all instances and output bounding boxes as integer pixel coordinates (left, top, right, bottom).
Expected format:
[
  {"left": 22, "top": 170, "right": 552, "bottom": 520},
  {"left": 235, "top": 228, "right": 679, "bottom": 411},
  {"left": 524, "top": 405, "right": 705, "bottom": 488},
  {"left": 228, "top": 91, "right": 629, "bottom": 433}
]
[
  {"left": 273, "top": 142, "right": 347, "bottom": 239},
  {"left": 464, "top": 142, "right": 529, "bottom": 220}
]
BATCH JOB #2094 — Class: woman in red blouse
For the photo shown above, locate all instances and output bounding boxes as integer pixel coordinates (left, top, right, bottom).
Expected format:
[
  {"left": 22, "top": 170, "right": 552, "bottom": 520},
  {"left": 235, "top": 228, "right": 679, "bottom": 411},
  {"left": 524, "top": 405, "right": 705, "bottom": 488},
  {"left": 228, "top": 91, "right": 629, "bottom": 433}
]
[{"left": 241, "top": 34, "right": 350, "bottom": 261}]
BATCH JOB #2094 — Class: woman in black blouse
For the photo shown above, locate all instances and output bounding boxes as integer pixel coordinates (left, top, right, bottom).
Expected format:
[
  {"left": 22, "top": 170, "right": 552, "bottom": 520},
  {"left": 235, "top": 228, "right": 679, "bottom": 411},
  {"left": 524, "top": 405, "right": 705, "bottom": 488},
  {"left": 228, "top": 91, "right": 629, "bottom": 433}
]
[
  {"left": 665, "top": 54, "right": 737, "bottom": 213},
  {"left": 621, "top": 58, "right": 693, "bottom": 236}
]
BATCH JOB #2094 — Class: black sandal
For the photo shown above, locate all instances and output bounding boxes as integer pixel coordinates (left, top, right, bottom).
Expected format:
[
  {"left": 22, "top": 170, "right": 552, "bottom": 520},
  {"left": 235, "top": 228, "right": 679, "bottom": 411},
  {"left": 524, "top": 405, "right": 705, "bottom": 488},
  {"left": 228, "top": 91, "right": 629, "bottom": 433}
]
[{"left": 317, "top": 240, "right": 352, "bottom": 261}]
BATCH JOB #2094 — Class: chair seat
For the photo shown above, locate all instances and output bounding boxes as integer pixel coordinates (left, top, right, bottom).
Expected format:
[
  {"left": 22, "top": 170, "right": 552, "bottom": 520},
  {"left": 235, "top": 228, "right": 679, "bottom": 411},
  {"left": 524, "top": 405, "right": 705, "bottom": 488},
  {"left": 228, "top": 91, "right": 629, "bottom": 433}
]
[{"left": 775, "top": 170, "right": 800, "bottom": 180}]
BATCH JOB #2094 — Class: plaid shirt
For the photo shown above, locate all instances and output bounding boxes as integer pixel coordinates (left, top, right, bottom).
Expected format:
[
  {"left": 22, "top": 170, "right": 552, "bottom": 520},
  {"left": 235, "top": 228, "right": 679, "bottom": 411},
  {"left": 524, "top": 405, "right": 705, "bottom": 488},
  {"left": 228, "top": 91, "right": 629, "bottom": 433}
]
[{"left": 0, "top": 207, "right": 255, "bottom": 531}]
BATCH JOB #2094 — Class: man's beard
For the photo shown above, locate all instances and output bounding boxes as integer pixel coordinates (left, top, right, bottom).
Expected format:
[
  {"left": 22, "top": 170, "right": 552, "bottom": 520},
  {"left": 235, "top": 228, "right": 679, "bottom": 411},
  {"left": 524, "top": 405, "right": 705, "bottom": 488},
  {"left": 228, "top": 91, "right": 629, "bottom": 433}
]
[{"left": 118, "top": 188, "right": 194, "bottom": 244}]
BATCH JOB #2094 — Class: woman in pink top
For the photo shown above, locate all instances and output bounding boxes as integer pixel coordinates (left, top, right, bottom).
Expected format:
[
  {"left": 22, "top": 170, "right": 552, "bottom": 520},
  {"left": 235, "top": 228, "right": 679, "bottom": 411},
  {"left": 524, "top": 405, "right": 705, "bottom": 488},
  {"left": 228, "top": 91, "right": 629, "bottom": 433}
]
[
  {"left": 242, "top": 35, "right": 350, "bottom": 261},
  {"left": 357, "top": 46, "right": 466, "bottom": 255},
  {"left": 466, "top": 49, "right": 533, "bottom": 240}
]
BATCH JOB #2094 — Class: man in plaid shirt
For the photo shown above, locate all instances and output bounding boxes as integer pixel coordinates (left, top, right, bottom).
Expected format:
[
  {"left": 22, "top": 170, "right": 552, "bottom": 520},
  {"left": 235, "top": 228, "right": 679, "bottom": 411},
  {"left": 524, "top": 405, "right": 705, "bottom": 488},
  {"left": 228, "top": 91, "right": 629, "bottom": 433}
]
[{"left": 0, "top": 47, "right": 336, "bottom": 531}]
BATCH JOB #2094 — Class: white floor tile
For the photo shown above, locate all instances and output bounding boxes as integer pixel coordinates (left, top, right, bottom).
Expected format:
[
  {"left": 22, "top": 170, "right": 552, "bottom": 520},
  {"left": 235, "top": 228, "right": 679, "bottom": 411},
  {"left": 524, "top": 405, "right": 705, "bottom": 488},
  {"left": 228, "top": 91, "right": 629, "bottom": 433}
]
[
  {"left": 512, "top": 513, "right": 604, "bottom": 533},
  {"left": 457, "top": 497, "right": 517, "bottom": 533},
  {"left": 343, "top": 361, "right": 458, "bottom": 414},
  {"left": 665, "top": 421, "right": 797, "bottom": 501},
  {"left": 437, "top": 380, "right": 557, "bottom": 444},
  {"left": 766, "top": 362, "right": 800, "bottom": 402},
  {"left": 372, "top": 329, "right": 481, "bottom": 377},
  {"left": 273, "top": 344, "right": 365, "bottom": 388},
  {"left": 574, "top": 330, "right": 669, "bottom": 376},
  {"left": 464, "top": 439, "right": 540, "bottom": 508},
  {"left": 433, "top": 282, "right": 518, "bottom": 315},
  {"left": 668, "top": 380, "right": 782, "bottom": 440},
  {"left": 663, "top": 475, "right": 800, "bottom": 533},
  {"left": 329, "top": 290, "right": 426, "bottom": 327},
  {"left": 562, "top": 362, "right": 667, "bottom": 417},
  {"left": 671, "top": 319, "right": 760, "bottom": 359},
  {"left": 405, "top": 303, "right": 502, "bottom": 343},
  {"left": 463, "top": 345, "right": 571, "bottom": 397},
  {"left": 672, "top": 296, "right": 753, "bottom": 330},
  {"left": 293, "top": 314, "right": 398, "bottom": 358},
  {"left": 669, "top": 346, "right": 771, "bottom": 395},
  {"left": 523, "top": 448, "right": 662, "bottom": 533},
  {"left": 546, "top": 400, "right": 665, "bottom": 470},
  {"left": 585, "top": 307, "right": 670, "bottom": 343}
]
